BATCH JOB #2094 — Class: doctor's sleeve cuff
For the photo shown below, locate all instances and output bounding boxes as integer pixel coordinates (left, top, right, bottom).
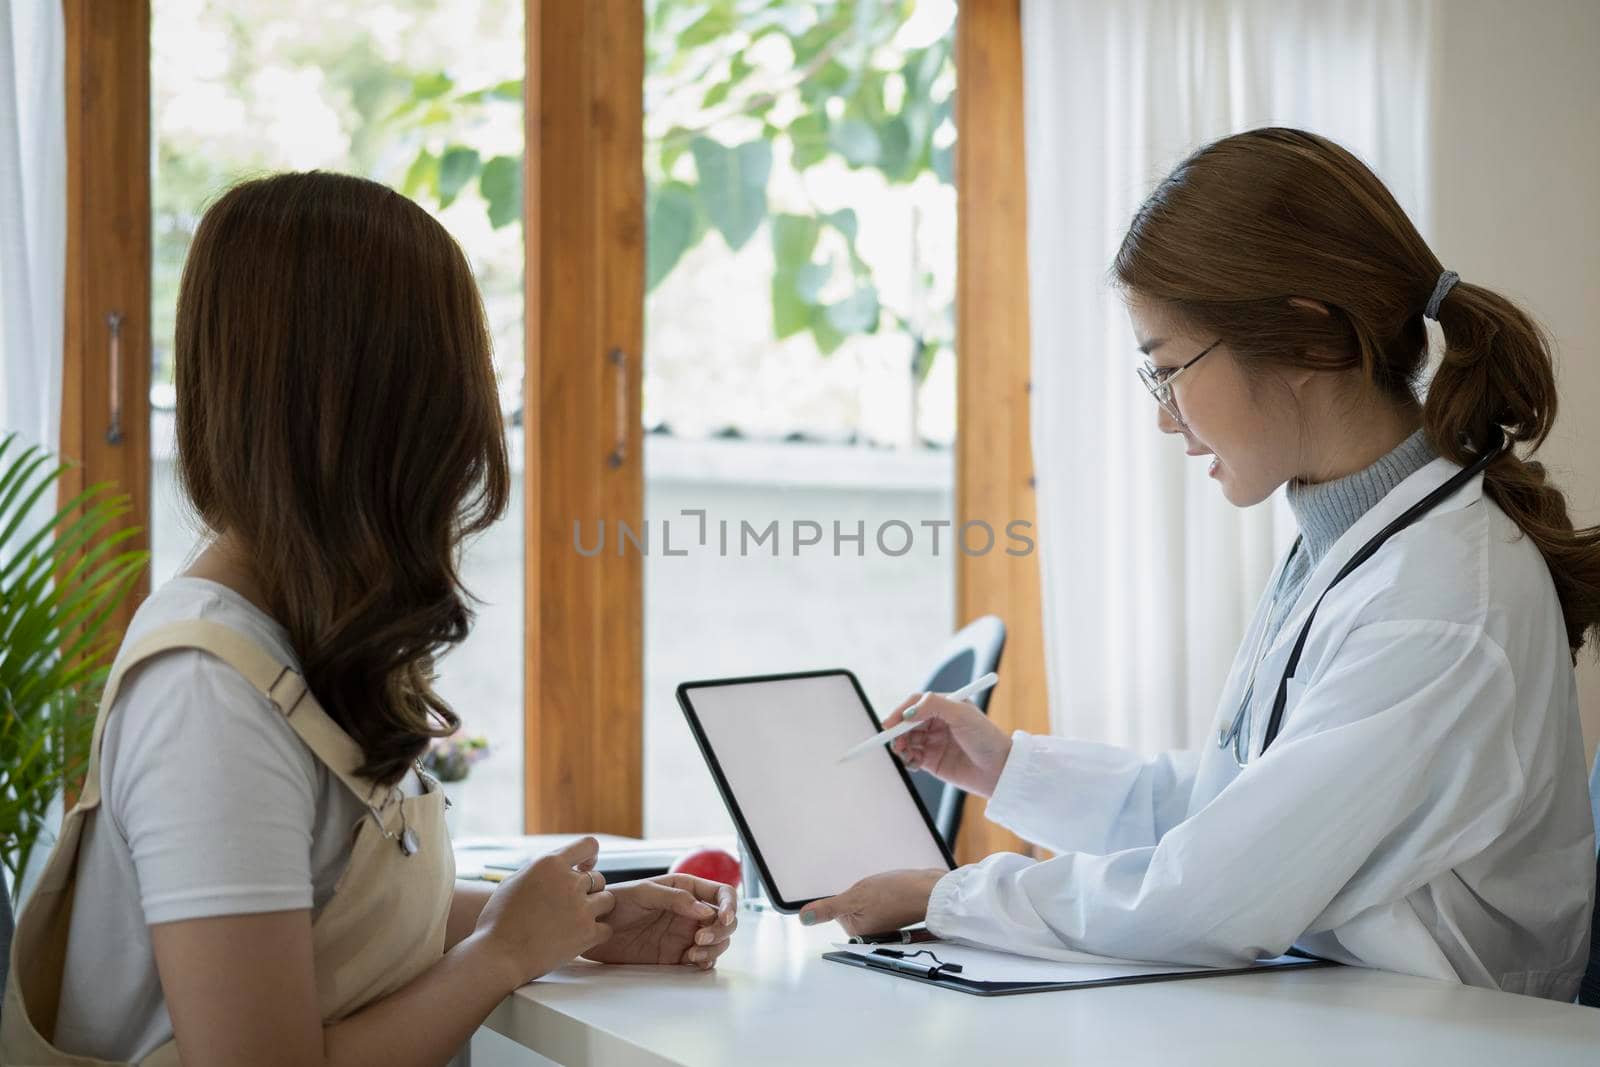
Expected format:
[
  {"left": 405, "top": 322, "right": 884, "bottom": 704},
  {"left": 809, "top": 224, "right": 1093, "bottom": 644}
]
[
  {"left": 982, "top": 731, "right": 1053, "bottom": 839},
  {"left": 924, "top": 864, "right": 968, "bottom": 940},
  {"left": 982, "top": 731, "right": 1196, "bottom": 855},
  {"left": 926, "top": 851, "right": 1080, "bottom": 960},
  {"left": 925, "top": 854, "right": 1033, "bottom": 945}
]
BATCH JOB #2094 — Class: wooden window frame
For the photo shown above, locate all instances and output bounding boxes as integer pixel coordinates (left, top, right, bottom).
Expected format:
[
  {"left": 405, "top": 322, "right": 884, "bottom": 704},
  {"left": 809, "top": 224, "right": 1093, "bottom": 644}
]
[{"left": 60, "top": 0, "right": 153, "bottom": 640}]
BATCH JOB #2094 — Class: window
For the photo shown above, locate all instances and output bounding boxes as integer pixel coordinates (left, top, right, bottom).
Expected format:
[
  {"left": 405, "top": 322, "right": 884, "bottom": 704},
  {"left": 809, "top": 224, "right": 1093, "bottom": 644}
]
[
  {"left": 135, "top": 0, "right": 1040, "bottom": 858},
  {"left": 639, "top": 0, "right": 959, "bottom": 836},
  {"left": 150, "top": 0, "right": 525, "bottom": 836}
]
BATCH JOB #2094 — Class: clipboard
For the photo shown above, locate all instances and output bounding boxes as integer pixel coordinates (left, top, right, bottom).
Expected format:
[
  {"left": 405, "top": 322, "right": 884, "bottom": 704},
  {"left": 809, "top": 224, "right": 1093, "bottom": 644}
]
[{"left": 822, "top": 943, "right": 1333, "bottom": 997}]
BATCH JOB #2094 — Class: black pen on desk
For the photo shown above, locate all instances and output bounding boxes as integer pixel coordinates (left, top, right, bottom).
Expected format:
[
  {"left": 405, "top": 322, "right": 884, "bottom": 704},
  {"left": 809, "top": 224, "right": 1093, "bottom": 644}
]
[
  {"left": 848, "top": 926, "right": 937, "bottom": 945},
  {"left": 870, "top": 948, "right": 961, "bottom": 973},
  {"left": 867, "top": 951, "right": 962, "bottom": 979}
]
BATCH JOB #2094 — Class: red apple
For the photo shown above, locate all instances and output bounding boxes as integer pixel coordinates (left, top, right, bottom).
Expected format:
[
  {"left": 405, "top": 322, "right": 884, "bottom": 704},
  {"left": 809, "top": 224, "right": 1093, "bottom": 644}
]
[{"left": 669, "top": 847, "right": 741, "bottom": 887}]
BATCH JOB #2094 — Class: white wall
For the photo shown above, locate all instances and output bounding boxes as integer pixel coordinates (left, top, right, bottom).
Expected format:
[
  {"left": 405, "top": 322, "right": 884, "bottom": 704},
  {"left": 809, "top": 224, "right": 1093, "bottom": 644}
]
[{"left": 1427, "top": 0, "right": 1600, "bottom": 768}]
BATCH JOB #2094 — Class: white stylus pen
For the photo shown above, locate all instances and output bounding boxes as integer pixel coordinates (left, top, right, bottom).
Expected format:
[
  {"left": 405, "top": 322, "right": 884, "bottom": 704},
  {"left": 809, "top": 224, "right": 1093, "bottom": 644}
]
[{"left": 835, "top": 672, "right": 999, "bottom": 763}]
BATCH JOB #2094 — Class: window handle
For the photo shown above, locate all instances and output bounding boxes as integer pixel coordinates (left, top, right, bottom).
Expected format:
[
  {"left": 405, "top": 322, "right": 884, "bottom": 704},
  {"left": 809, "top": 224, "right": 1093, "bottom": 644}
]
[
  {"left": 607, "top": 347, "right": 627, "bottom": 469},
  {"left": 106, "top": 311, "right": 124, "bottom": 445}
]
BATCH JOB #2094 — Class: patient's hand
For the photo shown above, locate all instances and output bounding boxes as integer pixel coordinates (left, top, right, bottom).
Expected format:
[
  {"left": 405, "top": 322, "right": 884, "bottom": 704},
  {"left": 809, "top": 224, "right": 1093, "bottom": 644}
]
[{"left": 581, "top": 874, "right": 737, "bottom": 969}]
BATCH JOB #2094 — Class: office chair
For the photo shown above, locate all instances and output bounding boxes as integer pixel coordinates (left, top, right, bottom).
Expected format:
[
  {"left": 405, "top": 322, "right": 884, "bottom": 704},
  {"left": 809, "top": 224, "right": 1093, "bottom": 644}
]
[
  {"left": 907, "top": 615, "right": 1006, "bottom": 848},
  {"left": 1581, "top": 751, "right": 1600, "bottom": 1008}
]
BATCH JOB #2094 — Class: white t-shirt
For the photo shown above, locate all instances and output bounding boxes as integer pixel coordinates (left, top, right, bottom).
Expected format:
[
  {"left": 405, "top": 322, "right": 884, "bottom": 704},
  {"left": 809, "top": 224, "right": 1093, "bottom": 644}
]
[{"left": 53, "top": 578, "right": 421, "bottom": 1061}]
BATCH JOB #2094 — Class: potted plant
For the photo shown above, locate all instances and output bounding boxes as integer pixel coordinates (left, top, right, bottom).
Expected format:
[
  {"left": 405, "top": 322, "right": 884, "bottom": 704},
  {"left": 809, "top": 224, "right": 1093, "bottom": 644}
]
[
  {"left": 1, "top": 433, "right": 148, "bottom": 918},
  {"left": 420, "top": 729, "right": 490, "bottom": 837}
]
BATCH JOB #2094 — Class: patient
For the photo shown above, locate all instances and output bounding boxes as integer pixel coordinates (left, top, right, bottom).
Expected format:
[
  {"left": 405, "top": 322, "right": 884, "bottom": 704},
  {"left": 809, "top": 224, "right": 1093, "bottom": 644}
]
[{"left": 4, "top": 172, "right": 736, "bottom": 1067}]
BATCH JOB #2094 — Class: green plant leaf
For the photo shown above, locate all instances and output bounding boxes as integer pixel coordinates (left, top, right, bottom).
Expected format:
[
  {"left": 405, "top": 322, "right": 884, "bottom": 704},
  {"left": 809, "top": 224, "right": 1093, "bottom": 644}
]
[
  {"left": 771, "top": 272, "right": 811, "bottom": 338},
  {"left": 402, "top": 149, "right": 439, "bottom": 200},
  {"left": 479, "top": 155, "right": 522, "bottom": 229},
  {"left": 437, "top": 146, "right": 482, "bottom": 209},
  {"left": 795, "top": 260, "right": 830, "bottom": 303},
  {"left": 680, "top": 7, "right": 735, "bottom": 48},
  {"left": 810, "top": 306, "right": 845, "bottom": 355},
  {"left": 647, "top": 181, "right": 700, "bottom": 291},
  {"left": 749, "top": 2, "right": 816, "bottom": 37},
  {"left": 0, "top": 450, "right": 55, "bottom": 548},
  {"left": 690, "top": 137, "right": 771, "bottom": 251},
  {"left": 791, "top": 22, "right": 837, "bottom": 67},
  {"left": 0, "top": 431, "right": 148, "bottom": 881},
  {"left": 912, "top": 338, "right": 939, "bottom": 382},
  {"left": 828, "top": 118, "right": 879, "bottom": 167},
  {"left": 825, "top": 285, "right": 880, "bottom": 333},
  {"left": 904, "top": 42, "right": 947, "bottom": 99},
  {"left": 876, "top": 115, "right": 913, "bottom": 180},
  {"left": 772, "top": 257, "right": 830, "bottom": 338},
  {"left": 411, "top": 72, "right": 454, "bottom": 101},
  {"left": 815, "top": 58, "right": 853, "bottom": 98},
  {"left": 0, "top": 434, "right": 33, "bottom": 500},
  {"left": 489, "top": 78, "right": 523, "bottom": 102},
  {"left": 824, "top": 208, "right": 858, "bottom": 244},
  {"left": 770, "top": 213, "right": 820, "bottom": 266},
  {"left": 0, "top": 484, "right": 118, "bottom": 591},
  {"left": 659, "top": 127, "right": 698, "bottom": 173},
  {"left": 786, "top": 111, "right": 830, "bottom": 170},
  {"left": 900, "top": 96, "right": 934, "bottom": 154},
  {"left": 931, "top": 142, "right": 953, "bottom": 184},
  {"left": 852, "top": 68, "right": 890, "bottom": 125}
]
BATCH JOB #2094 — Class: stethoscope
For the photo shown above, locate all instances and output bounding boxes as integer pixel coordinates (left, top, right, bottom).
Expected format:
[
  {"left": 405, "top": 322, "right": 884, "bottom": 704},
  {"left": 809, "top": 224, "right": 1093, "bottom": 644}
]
[{"left": 1220, "top": 429, "right": 1509, "bottom": 764}]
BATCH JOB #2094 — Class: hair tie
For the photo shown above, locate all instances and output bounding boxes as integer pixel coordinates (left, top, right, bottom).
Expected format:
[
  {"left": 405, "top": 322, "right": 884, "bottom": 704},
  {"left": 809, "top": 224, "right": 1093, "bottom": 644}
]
[{"left": 1424, "top": 270, "right": 1459, "bottom": 321}]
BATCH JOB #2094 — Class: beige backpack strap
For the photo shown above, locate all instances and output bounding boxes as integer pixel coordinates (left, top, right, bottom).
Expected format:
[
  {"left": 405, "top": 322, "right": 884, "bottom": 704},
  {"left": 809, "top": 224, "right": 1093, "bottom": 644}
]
[
  {"left": 83, "top": 620, "right": 386, "bottom": 811},
  {"left": 3, "top": 620, "right": 395, "bottom": 1063}
]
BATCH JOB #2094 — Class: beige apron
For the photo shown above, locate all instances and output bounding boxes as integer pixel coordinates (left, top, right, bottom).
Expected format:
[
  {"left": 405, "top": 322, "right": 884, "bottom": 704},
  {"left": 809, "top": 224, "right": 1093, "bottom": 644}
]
[{"left": 2, "top": 620, "right": 456, "bottom": 1066}]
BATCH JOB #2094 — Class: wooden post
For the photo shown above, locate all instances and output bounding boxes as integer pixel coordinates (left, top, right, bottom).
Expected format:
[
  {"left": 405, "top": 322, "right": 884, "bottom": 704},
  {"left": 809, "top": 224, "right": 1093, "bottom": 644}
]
[
  {"left": 522, "top": 0, "right": 646, "bottom": 834},
  {"left": 60, "top": 0, "right": 153, "bottom": 636},
  {"left": 953, "top": 0, "right": 1050, "bottom": 864}
]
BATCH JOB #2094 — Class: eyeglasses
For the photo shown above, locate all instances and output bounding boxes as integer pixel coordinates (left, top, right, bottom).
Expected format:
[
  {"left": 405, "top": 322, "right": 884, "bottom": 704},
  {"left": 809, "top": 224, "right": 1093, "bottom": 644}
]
[{"left": 1136, "top": 337, "right": 1224, "bottom": 427}]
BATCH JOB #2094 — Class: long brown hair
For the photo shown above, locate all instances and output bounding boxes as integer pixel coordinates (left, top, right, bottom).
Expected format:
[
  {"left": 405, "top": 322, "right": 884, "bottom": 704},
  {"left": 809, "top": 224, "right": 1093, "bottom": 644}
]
[
  {"left": 175, "top": 171, "right": 510, "bottom": 784},
  {"left": 1112, "top": 127, "right": 1600, "bottom": 658}
]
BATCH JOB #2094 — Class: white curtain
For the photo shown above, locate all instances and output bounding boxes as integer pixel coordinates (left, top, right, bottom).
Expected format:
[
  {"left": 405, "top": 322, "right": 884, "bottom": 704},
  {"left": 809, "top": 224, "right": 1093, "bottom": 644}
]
[
  {"left": 1, "top": 0, "right": 66, "bottom": 908},
  {"left": 1021, "top": 0, "right": 1434, "bottom": 751},
  {"left": 0, "top": 0, "right": 66, "bottom": 465}
]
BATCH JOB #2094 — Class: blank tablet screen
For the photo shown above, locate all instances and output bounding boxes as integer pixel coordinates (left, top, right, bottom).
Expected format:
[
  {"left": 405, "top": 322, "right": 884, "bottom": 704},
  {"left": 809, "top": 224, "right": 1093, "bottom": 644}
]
[{"left": 678, "top": 671, "right": 953, "bottom": 908}]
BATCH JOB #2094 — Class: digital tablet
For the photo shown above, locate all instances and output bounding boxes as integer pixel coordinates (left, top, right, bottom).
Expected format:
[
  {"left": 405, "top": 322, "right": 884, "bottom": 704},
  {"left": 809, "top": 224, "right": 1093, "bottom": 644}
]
[{"left": 676, "top": 669, "right": 956, "bottom": 912}]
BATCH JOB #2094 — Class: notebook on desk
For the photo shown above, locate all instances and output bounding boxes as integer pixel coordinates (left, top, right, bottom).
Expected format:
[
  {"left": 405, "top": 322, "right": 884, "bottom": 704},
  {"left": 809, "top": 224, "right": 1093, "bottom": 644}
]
[
  {"left": 824, "top": 940, "right": 1332, "bottom": 997},
  {"left": 453, "top": 835, "right": 690, "bottom": 883}
]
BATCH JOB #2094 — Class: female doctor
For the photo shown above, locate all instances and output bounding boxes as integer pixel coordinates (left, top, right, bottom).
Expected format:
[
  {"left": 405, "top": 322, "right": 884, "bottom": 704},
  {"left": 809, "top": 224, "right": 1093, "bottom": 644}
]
[{"left": 803, "top": 127, "right": 1597, "bottom": 1001}]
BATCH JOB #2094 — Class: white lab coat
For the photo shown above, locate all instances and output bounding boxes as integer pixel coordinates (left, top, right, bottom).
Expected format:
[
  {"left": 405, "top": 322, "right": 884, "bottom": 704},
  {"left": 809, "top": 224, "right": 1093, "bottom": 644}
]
[{"left": 926, "top": 457, "right": 1596, "bottom": 1000}]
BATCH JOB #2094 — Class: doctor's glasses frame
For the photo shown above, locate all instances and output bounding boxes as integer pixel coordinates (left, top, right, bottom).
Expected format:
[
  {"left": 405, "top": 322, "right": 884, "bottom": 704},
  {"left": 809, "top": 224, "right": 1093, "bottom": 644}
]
[{"left": 1136, "top": 336, "right": 1224, "bottom": 428}]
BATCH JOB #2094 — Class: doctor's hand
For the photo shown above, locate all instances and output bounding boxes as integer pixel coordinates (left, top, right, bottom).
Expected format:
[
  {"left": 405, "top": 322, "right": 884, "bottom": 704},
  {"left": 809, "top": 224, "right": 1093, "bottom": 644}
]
[
  {"left": 474, "top": 836, "right": 616, "bottom": 987},
  {"left": 885, "top": 691, "right": 1013, "bottom": 797},
  {"left": 800, "top": 869, "right": 945, "bottom": 938},
  {"left": 582, "top": 874, "right": 738, "bottom": 970}
]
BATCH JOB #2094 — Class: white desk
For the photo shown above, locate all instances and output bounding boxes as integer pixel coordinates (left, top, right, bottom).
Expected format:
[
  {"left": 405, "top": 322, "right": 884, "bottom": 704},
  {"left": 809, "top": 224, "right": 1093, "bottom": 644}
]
[{"left": 482, "top": 909, "right": 1600, "bottom": 1066}]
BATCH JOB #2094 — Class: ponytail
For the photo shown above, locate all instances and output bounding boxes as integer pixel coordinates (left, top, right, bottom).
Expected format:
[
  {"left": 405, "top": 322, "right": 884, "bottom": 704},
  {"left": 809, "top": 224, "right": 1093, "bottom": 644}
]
[{"left": 1425, "top": 282, "right": 1600, "bottom": 658}]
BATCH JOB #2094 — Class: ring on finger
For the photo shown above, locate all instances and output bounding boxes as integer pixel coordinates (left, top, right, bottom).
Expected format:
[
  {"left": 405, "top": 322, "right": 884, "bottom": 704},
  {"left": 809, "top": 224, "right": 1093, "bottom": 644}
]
[{"left": 587, "top": 870, "right": 600, "bottom": 892}]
